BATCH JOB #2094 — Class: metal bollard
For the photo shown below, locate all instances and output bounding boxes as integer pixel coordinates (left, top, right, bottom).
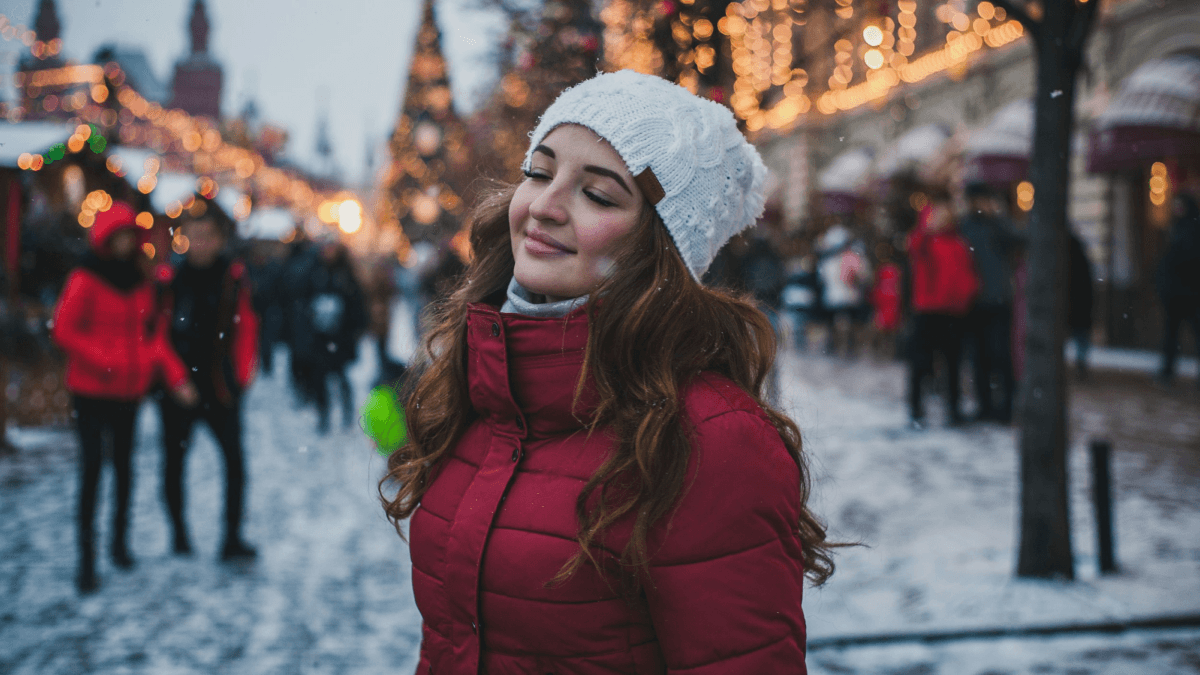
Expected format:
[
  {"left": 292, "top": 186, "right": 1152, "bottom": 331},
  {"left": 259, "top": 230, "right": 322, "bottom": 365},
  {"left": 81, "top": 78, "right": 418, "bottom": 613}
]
[{"left": 1090, "top": 439, "right": 1118, "bottom": 574}]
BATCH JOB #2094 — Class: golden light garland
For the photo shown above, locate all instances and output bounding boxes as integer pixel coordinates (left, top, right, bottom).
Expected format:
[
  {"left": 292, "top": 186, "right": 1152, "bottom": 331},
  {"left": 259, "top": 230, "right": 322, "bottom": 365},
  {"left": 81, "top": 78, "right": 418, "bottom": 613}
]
[
  {"left": 0, "top": 11, "right": 328, "bottom": 224},
  {"left": 600, "top": 0, "right": 1029, "bottom": 130}
]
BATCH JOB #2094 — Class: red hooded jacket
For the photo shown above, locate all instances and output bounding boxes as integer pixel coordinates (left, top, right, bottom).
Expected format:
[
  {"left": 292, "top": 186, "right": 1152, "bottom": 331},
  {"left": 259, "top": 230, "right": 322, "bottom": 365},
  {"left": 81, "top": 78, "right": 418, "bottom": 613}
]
[
  {"left": 409, "top": 304, "right": 808, "bottom": 674},
  {"left": 906, "top": 205, "right": 980, "bottom": 316},
  {"left": 51, "top": 202, "right": 189, "bottom": 401}
]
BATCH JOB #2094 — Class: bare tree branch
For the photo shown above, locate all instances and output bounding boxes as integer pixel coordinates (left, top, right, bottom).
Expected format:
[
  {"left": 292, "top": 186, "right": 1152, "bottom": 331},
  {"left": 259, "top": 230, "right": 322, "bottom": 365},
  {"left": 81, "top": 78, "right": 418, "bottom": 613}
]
[{"left": 992, "top": 0, "right": 1043, "bottom": 44}]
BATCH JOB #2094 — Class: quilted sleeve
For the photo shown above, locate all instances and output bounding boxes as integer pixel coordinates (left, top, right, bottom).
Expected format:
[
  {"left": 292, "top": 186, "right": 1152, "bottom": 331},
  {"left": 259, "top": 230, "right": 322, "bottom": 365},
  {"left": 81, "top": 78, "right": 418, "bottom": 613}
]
[{"left": 645, "top": 410, "right": 808, "bottom": 674}]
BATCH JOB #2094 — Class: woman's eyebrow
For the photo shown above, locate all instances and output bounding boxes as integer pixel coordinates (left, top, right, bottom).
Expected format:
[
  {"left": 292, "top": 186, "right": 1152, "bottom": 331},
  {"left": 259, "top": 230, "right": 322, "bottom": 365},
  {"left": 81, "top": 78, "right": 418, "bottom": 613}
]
[
  {"left": 583, "top": 166, "right": 632, "bottom": 195},
  {"left": 533, "top": 144, "right": 555, "bottom": 158}
]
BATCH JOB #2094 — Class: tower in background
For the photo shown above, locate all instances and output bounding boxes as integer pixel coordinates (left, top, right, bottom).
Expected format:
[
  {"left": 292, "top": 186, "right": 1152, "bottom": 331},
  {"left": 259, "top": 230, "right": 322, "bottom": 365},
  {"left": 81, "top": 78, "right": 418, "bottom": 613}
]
[{"left": 170, "top": 0, "right": 223, "bottom": 120}]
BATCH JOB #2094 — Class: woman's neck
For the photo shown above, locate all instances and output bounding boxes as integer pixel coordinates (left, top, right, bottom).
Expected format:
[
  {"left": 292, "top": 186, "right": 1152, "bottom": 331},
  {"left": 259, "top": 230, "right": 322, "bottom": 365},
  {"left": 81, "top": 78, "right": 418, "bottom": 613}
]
[{"left": 501, "top": 277, "right": 588, "bottom": 317}]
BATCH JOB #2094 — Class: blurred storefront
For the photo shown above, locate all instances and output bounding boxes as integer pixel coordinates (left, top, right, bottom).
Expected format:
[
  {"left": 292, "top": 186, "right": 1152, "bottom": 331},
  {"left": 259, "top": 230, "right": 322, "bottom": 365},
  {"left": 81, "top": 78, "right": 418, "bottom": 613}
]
[{"left": 757, "top": 0, "right": 1200, "bottom": 349}]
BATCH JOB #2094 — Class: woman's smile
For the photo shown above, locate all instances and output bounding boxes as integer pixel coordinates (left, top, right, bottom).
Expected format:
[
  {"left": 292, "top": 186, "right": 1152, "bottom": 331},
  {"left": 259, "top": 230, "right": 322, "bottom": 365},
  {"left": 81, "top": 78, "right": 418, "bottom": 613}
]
[{"left": 523, "top": 228, "right": 576, "bottom": 256}]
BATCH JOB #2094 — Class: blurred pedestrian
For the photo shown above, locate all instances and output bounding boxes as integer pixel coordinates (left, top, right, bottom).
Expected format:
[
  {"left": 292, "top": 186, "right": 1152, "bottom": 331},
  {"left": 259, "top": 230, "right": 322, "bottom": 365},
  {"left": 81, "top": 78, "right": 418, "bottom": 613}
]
[
  {"left": 158, "top": 212, "right": 259, "bottom": 561},
  {"left": 869, "top": 244, "right": 903, "bottom": 358},
  {"left": 51, "top": 202, "right": 196, "bottom": 593},
  {"left": 958, "top": 181, "right": 1023, "bottom": 422},
  {"left": 817, "top": 223, "right": 871, "bottom": 357},
  {"left": 364, "top": 254, "right": 407, "bottom": 387},
  {"left": 741, "top": 233, "right": 786, "bottom": 402},
  {"left": 280, "top": 236, "right": 319, "bottom": 403},
  {"left": 414, "top": 238, "right": 466, "bottom": 339},
  {"left": 378, "top": 71, "right": 830, "bottom": 671},
  {"left": 299, "top": 239, "right": 367, "bottom": 433},
  {"left": 1155, "top": 193, "right": 1200, "bottom": 385},
  {"left": 783, "top": 254, "right": 821, "bottom": 350},
  {"left": 1067, "top": 229, "right": 1094, "bottom": 379},
  {"left": 906, "top": 193, "right": 980, "bottom": 428},
  {"left": 245, "top": 239, "right": 286, "bottom": 376}
]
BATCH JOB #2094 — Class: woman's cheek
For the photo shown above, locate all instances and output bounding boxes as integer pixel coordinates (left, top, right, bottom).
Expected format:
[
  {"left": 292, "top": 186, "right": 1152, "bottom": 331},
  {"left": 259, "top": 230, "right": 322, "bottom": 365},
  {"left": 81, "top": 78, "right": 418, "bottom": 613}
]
[
  {"left": 578, "top": 214, "right": 636, "bottom": 254},
  {"left": 508, "top": 196, "right": 531, "bottom": 240}
]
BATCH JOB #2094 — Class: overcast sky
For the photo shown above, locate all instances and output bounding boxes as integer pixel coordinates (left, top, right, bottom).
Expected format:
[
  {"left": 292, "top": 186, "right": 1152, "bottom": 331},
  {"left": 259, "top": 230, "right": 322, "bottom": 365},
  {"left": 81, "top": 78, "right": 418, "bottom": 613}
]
[{"left": 1, "top": 0, "right": 506, "bottom": 185}]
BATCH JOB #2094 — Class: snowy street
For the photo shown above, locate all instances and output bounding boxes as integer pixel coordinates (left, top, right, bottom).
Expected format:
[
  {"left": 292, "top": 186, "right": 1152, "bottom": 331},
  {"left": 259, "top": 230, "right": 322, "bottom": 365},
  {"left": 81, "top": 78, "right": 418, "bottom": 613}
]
[{"left": 2, "top": 305, "right": 1199, "bottom": 674}]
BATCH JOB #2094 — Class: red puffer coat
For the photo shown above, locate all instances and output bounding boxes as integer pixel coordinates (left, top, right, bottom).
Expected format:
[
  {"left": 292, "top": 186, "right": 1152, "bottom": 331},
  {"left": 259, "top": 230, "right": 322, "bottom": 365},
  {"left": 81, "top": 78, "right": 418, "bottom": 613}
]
[
  {"left": 51, "top": 203, "right": 188, "bottom": 401},
  {"left": 409, "top": 304, "right": 808, "bottom": 674}
]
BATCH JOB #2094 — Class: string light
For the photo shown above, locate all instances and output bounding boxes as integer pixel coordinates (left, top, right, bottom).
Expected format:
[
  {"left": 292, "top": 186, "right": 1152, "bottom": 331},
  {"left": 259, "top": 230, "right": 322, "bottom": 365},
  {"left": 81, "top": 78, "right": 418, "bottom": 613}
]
[
  {"left": 0, "top": 12, "right": 319, "bottom": 223},
  {"left": 1017, "top": 181, "right": 1035, "bottom": 211},
  {"left": 1149, "top": 162, "right": 1169, "bottom": 206}
]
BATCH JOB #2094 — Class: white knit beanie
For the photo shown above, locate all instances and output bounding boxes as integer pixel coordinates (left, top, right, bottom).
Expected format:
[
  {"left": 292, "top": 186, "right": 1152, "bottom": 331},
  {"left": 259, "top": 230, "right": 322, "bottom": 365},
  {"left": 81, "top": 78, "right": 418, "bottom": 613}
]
[{"left": 522, "top": 70, "right": 768, "bottom": 279}]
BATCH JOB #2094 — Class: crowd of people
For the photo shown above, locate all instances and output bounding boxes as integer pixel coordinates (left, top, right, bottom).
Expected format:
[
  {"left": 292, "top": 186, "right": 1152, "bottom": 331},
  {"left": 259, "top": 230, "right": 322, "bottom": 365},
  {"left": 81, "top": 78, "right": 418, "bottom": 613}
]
[
  {"left": 49, "top": 198, "right": 403, "bottom": 593},
  {"left": 712, "top": 182, "right": 1200, "bottom": 429}
]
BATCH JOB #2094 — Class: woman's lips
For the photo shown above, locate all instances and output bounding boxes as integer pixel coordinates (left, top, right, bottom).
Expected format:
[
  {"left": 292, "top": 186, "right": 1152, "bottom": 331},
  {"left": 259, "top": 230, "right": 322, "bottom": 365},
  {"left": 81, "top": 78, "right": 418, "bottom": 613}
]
[{"left": 524, "top": 230, "right": 575, "bottom": 255}]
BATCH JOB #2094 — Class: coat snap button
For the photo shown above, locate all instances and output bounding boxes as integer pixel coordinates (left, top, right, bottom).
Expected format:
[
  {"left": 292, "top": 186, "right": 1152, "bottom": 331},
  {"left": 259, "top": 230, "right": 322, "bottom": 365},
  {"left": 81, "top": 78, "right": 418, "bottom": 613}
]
[
  {"left": 490, "top": 322, "right": 500, "bottom": 337},
  {"left": 515, "top": 418, "right": 524, "bottom": 431},
  {"left": 471, "top": 622, "right": 478, "bottom": 633},
  {"left": 511, "top": 448, "right": 520, "bottom": 462}
]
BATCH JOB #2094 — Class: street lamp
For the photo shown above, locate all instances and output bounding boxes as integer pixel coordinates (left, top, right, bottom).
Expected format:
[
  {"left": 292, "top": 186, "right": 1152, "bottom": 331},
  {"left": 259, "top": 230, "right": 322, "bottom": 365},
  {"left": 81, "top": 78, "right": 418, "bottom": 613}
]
[{"left": 337, "top": 199, "right": 363, "bottom": 234}]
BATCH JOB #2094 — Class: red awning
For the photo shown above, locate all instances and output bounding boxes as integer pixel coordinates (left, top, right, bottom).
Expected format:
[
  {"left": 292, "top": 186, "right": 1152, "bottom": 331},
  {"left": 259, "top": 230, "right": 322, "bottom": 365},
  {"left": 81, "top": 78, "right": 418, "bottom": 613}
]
[
  {"left": 962, "top": 99, "right": 1033, "bottom": 187},
  {"left": 1088, "top": 54, "right": 1200, "bottom": 172},
  {"left": 818, "top": 147, "right": 873, "bottom": 215}
]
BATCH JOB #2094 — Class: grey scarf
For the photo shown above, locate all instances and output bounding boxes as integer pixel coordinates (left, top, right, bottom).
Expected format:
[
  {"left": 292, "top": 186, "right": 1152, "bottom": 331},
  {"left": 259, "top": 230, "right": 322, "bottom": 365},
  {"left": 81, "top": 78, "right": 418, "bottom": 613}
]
[{"left": 500, "top": 277, "right": 588, "bottom": 318}]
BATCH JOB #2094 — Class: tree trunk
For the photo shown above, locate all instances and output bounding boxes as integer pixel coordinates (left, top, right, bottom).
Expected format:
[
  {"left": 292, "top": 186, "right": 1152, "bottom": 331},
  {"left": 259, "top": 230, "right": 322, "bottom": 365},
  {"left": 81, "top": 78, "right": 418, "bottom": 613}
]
[{"left": 1016, "top": 0, "right": 1078, "bottom": 579}]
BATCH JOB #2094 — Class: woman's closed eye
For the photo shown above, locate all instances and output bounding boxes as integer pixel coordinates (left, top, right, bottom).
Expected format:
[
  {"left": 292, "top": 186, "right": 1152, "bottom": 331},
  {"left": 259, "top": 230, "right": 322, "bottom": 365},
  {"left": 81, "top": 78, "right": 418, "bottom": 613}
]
[
  {"left": 523, "top": 168, "right": 551, "bottom": 181},
  {"left": 584, "top": 190, "right": 617, "bottom": 207}
]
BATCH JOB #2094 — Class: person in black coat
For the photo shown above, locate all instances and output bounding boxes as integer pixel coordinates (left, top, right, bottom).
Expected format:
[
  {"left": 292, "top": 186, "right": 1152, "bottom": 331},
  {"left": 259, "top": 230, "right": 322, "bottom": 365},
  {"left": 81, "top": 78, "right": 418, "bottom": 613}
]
[
  {"left": 1156, "top": 193, "right": 1200, "bottom": 385},
  {"left": 296, "top": 240, "right": 367, "bottom": 433},
  {"left": 280, "top": 238, "right": 319, "bottom": 403},
  {"left": 159, "top": 213, "right": 260, "bottom": 561},
  {"left": 959, "top": 182, "right": 1024, "bottom": 422}
]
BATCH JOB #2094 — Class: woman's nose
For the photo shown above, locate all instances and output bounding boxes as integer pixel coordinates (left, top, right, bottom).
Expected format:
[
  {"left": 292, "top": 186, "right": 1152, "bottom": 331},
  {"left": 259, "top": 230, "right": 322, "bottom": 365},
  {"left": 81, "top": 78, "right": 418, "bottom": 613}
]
[{"left": 527, "top": 180, "right": 569, "bottom": 225}]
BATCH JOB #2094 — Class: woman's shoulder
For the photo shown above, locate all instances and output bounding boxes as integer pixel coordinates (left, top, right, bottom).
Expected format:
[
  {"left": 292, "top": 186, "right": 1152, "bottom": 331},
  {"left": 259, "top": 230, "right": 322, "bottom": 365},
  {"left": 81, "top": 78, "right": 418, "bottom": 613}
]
[
  {"left": 680, "top": 372, "right": 767, "bottom": 425},
  {"left": 679, "top": 373, "right": 790, "bottom": 466},
  {"left": 665, "top": 373, "right": 801, "bottom": 530}
]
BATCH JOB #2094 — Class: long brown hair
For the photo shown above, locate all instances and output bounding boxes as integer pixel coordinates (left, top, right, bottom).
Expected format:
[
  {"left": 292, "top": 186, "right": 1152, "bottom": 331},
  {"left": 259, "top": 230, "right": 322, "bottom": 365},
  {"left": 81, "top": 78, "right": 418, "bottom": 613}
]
[{"left": 380, "top": 181, "right": 835, "bottom": 587}]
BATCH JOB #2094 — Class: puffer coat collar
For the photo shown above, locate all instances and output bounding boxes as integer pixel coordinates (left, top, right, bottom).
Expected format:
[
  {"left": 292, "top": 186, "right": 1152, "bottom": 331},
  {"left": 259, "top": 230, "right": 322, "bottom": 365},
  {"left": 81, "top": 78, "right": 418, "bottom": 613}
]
[{"left": 466, "top": 302, "right": 598, "bottom": 439}]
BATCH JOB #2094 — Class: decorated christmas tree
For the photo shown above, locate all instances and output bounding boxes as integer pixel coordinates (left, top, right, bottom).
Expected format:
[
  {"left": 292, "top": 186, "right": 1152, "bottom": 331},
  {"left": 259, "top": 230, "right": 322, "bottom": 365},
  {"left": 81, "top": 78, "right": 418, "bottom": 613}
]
[
  {"left": 474, "top": 0, "right": 603, "bottom": 182},
  {"left": 385, "top": 0, "right": 473, "bottom": 244}
]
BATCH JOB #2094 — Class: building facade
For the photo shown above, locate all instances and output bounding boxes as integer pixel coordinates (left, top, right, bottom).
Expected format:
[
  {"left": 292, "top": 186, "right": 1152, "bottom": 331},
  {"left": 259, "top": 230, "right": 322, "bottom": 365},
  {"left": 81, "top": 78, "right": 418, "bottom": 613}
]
[{"left": 759, "top": 0, "right": 1200, "bottom": 349}]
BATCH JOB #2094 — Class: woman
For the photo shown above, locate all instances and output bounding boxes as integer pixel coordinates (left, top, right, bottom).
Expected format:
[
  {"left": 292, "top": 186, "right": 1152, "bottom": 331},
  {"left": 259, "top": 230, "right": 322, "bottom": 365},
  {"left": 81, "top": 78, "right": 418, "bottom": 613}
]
[
  {"left": 380, "top": 71, "right": 833, "bottom": 673},
  {"left": 52, "top": 201, "right": 196, "bottom": 593}
]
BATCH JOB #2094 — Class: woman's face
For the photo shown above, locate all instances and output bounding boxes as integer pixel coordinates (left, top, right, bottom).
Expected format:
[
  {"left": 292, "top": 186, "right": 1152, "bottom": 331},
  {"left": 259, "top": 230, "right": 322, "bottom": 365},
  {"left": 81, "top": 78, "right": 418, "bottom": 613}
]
[
  {"left": 509, "top": 124, "right": 645, "bottom": 302},
  {"left": 183, "top": 218, "right": 226, "bottom": 268},
  {"left": 108, "top": 229, "right": 138, "bottom": 260}
]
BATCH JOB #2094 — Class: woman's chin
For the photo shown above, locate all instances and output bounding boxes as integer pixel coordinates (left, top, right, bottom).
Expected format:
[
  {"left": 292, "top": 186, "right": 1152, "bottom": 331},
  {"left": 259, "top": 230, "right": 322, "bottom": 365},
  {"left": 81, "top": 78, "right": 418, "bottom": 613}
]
[{"left": 513, "top": 268, "right": 583, "bottom": 302}]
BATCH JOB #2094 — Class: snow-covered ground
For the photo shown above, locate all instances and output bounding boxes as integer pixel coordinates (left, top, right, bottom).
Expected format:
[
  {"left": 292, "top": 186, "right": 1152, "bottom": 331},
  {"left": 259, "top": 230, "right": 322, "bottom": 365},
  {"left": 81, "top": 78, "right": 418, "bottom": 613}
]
[
  {"left": 779, "top": 349, "right": 1200, "bottom": 673},
  {"left": 1, "top": 300, "right": 1197, "bottom": 674}
]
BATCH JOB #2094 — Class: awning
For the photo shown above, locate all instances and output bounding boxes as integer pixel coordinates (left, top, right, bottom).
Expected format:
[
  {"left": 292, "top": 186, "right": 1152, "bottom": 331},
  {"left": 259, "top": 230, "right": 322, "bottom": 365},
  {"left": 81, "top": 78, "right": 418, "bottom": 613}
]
[
  {"left": 818, "top": 147, "right": 873, "bottom": 215},
  {"left": 214, "top": 185, "right": 248, "bottom": 223},
  {"left": 873, "top": 124, "right": 951, "bottom": 181},
  {"left": 107, "top": 146, "right": 159, "bottom": 181},
  {"left": 1088, "top": 54, "right": 1200, "bottom": 172},
  {"left": 240, "top": 207, "right": 295, "bottom": 240},
  {"left": 0, "top": 122, "right": 76, "bottom": 167},
  {"left": 963, "top": 98, "right": 1033, "bottom": 185},
  {"left": 147, "top": 173, "right": 201, "bottom": 214}
]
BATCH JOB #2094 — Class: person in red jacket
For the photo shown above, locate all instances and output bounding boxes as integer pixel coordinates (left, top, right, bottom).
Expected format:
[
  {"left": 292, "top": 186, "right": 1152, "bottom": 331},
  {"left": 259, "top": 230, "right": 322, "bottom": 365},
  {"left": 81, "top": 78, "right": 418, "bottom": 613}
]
[
  {"left": 378, "top": 71, "right": 833, "bottom": 674},
  {"left": 905, "top": 193, "right": 981, "bottom": 428},
  {"left": 158, "top": 211, "right": 259, "bottom": 560},
  {"left": 52, "top": 201, "right": 197, "bottom": 593}
]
